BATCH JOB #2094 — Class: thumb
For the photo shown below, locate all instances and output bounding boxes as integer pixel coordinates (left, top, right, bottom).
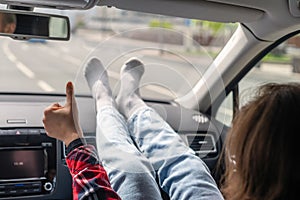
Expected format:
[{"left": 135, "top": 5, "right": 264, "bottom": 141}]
[{"left": 65, "top": 81, "right": 74, "bottom": 106}]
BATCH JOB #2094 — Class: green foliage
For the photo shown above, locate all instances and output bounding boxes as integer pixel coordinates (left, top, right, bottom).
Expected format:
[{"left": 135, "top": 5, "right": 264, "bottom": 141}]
[
  {"left": 149, "top": 19, "right": 173, "bottom": 29},
  {"left": 202, "top": 21, "right": 225, "bottom": 36},
  {"left": 262, "top": 53, "right": 291, "bottom": 64},
  {"left": 198, "top": 21, "right": 238, "bottom": 36}
]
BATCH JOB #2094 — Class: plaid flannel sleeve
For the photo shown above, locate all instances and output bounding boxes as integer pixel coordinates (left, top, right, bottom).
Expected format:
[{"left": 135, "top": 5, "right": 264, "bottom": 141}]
[{"left": 66, "top": 139, "right": 121, "bottom": 200}]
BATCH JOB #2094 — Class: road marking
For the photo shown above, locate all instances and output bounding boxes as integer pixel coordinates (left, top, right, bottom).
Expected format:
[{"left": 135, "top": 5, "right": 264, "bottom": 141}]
[
  {"left": 16, "top": 62, "right": 35, "bottom": 79},
  {"left": 3, "top": 40, "right": 55, "bottom": 92},
  {"left": 37, "top": 80, "right": 55, "bottom": 92},
  {"left": 3, "top": 42, "right": 17, "bottom": 62},
  {"left": 7, "top": 53, "right": 17, "bottom": 62},
  {"left": 3, "top": 41, "right": 35, "bottom": 79}
]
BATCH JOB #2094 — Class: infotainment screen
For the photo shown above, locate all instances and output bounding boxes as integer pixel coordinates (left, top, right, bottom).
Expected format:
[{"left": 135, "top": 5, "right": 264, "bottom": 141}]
[{"left": 0, "top": 148, "right": 44, "bottom": 180}]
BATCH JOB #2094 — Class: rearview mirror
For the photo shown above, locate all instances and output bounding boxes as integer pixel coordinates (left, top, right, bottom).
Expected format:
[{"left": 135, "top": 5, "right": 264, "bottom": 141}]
[{"left": 0, "top": 9, "right": 70, "bottom": 41}]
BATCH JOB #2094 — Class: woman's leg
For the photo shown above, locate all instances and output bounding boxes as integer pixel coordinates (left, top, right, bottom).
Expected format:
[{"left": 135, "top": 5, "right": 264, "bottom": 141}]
[
  {"left": 84, "top": 58, "right": 162, "bottom": 200},
  {"left": 117, "top": 58, "right": 224, "bottom": 200}
]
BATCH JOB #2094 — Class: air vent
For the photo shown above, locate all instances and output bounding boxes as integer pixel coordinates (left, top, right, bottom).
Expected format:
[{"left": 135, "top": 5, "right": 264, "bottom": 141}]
[{"left": 186, "top": 133, "right": 217, "bottom": 155}]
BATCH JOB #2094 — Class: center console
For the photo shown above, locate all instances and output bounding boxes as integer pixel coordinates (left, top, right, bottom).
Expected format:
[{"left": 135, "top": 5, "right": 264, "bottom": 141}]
[
  {"left": 0, "top": 126, "right": 73, "bottom": 200},
  {"left": 0, "top": 129, "right": 57, "bottom": 197},
  {"left": 0, "top": 94, "right": 96, "bottom": 199}
]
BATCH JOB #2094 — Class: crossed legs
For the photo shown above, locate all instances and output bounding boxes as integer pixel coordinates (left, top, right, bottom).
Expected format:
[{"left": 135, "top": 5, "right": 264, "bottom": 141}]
[
  {"left": 84, "top": 57, "right": 223, "bottom": 200},
  {"left": 84, "top": 58, "right": 161, "bottom": 200}
]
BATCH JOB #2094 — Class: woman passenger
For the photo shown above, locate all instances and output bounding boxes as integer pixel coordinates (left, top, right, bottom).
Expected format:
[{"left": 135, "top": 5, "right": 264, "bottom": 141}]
[{"left": 221, "top": 83, "right": 300, "bottom": 200}]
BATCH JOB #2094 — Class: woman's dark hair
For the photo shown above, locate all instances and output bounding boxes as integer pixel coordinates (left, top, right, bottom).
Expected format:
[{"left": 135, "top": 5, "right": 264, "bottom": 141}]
[
  {"left": 221, "top": 83, "right": 300, "bottom": 200},
  {"left": 1, "top": 13, "right": 16, "bottom": 26}
]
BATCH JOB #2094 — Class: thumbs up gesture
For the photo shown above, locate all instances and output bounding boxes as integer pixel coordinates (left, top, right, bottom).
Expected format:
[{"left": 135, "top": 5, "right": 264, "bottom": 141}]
[{"left": 43, "top": 82, "right": 83, "bottom": 147}]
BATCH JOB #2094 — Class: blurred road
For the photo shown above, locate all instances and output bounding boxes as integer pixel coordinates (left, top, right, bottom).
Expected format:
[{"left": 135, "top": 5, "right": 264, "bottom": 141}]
[
  {"left": 1, "top": 29, "right": 300, "bottom": 124},
  {"left": 0, "top": 30, "right": 213, "bottom": 99}
]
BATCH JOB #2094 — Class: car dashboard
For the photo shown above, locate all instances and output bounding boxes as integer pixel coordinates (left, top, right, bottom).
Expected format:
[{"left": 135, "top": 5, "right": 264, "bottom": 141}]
[{"left": 0, "top": 93, "right": 226, "bottom": 199}]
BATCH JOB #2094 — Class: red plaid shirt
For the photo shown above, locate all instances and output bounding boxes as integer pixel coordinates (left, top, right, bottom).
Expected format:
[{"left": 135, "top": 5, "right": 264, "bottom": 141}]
[{"left": 66, "top": 142, "right": 121, "bottom": 200}]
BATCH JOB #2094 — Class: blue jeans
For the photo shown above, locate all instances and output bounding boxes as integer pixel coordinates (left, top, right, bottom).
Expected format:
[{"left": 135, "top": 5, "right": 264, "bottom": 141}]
[{"left": 96, "top": 106, "right": 223, "bottom": 200}]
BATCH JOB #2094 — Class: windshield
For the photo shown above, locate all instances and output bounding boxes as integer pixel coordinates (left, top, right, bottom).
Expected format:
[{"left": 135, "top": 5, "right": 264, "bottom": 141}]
[{"left": 0, "top": 6, "right": 237, "bottom": 101}]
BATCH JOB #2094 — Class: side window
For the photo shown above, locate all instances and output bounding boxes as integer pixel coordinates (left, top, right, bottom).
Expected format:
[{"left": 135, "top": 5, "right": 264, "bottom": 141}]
[
  {"left": 216, "top": 92, "right": 233, "bottom": 126},
  {"left": 216, "top": 34, "right": 300, "bottom": 126}
]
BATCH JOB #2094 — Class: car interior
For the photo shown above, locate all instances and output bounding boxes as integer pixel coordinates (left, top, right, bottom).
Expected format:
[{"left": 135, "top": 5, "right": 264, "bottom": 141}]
[{"left": 1, "top": 0, "right": 300, "bottom": 199}]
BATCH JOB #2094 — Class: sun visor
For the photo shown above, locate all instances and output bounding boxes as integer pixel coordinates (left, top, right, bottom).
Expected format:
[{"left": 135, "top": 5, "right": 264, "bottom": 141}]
[
  {"left": 98, "top": 0, "right": 264, "bottom": 23},
  {"left": 0, "top": 0, "right": 99, "bottom": 9}
]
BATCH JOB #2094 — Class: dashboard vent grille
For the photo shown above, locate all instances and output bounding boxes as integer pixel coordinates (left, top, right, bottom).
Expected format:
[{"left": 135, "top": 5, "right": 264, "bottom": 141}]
[{"left": 186, "top": 134, "right": 217, "bottom": 154}]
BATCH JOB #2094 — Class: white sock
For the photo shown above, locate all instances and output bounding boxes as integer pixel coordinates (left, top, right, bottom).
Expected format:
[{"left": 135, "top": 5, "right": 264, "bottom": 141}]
[
  {"left": 84, "top": 58, "right": 115, "bottom": 110},
  {"left": 116, "top": 57, "right": 146, "bottom": 118}
]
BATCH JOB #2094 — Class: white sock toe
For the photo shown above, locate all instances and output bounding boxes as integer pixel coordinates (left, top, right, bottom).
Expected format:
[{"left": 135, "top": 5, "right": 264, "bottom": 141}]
[
  {"left": 116, "top": 57, "right": 146, "bottom": 118},
  {"left": 84, "top": 58, "right": 115, "bottom": 109}
]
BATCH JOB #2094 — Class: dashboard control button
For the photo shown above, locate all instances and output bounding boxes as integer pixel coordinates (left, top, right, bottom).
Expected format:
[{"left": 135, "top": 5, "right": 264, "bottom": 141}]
[{"left": 43, "top": 182, "right": 53, "bottom": 191}]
